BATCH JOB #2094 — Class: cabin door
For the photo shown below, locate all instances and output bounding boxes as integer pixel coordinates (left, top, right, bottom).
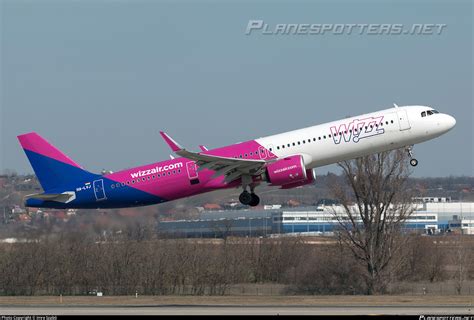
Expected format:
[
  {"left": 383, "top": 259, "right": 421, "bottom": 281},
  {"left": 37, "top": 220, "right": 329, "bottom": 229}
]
[{"left": 93, "top": 179, "right": 107, "bottom": 201}]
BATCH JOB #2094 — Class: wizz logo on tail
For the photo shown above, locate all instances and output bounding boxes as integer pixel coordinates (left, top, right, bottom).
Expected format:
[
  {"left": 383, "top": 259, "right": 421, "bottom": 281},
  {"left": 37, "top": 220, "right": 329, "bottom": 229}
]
[{"left": 330, "top": 116, "right": 385, "bottom": 144}]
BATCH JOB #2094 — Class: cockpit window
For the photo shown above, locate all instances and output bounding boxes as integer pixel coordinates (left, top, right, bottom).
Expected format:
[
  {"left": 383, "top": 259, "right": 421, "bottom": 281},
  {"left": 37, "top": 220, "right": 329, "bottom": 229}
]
[{"left": 422, "top": 109, "right": 440, "bottom": 117}]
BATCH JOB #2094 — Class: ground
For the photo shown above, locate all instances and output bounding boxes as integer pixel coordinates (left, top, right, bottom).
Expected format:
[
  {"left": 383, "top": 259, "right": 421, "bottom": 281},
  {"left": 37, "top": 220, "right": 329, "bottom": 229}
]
[{"left": 0, "top": 295, "right": 473, "bottom": 306}]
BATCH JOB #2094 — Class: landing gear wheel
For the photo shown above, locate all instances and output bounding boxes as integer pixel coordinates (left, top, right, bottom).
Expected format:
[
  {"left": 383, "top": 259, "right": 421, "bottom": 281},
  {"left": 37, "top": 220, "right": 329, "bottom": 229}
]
[
  {"left": 410, "top": 158, "right": 418, "bottom": 167},
  {"left": 249, "top": 193, "right": 260, "bottom": 207},
  {"left": 239, "top": 191, "right": 252, "bottom": 205}
]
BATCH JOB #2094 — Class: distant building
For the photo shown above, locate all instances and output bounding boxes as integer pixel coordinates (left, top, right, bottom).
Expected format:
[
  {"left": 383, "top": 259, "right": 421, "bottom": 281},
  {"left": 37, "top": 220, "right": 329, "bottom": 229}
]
[
  {"left": 461, "top": 219, "right": 474, "bottom": 235},
  {"left": 0, "top": 177, "right": 7, "bottom": 188},
  {"left": 157, "top": 200, "right": 474, "bottom": 238},
  {"left": 18, "top": 214, "right": 31, "bottom": 222},
  {"left": 413, "top": 196, "right": 451, "bottom": 203},
  {"left": 203, "top": 203, "right": 222, "bottom": 210}
]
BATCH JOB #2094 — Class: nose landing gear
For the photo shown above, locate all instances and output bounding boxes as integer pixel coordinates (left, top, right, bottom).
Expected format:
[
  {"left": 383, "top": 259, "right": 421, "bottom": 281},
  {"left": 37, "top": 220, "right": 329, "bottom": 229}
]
[{"left": 406, "top": 146, "right": 418, "bottom": 167}]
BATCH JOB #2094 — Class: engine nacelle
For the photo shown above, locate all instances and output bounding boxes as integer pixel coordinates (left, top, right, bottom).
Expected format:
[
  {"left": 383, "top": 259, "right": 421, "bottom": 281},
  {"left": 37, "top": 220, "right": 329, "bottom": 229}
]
[
  {"left": 265, "top": 155, "right": 307, "bottom": 186},
  {"left": 280, "top": 169, "right": 316, "bottom": 189}
]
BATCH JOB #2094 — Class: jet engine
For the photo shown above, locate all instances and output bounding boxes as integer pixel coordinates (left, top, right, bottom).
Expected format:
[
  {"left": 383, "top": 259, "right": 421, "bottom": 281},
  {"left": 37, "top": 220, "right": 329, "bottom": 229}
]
[{"left": 265, "top": 155, "right": 310, "bottom": 186}]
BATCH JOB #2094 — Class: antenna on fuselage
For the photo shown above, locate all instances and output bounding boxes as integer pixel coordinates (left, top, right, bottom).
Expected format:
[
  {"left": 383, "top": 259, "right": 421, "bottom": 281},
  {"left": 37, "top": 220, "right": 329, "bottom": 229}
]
[{"left": 393, "top": 103, "right": 399, "bottom": 108}]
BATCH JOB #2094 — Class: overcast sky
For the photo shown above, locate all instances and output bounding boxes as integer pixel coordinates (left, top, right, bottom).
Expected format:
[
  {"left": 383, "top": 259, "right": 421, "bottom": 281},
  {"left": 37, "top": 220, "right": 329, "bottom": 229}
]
[{"left": 1, "top": 0, "right": 472, "bottom": 177}]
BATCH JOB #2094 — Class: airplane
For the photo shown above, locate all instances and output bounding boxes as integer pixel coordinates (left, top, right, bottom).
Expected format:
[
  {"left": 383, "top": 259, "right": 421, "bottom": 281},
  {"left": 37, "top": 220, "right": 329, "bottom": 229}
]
[{"left": 18, "top": 104, "right": 456, "bottom": 209}]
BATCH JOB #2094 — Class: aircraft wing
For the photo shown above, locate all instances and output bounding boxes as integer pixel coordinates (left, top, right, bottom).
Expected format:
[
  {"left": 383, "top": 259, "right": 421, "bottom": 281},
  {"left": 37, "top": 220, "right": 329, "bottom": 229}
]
[{"left": 159, "top": 131, "right": 270, "bottom": 183}]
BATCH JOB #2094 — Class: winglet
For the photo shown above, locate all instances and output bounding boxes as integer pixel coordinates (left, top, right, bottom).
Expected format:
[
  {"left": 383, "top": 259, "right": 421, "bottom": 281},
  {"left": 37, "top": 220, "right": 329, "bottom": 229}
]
[{"left": 159, "top": 131, "right": 183, "bottom": 152}]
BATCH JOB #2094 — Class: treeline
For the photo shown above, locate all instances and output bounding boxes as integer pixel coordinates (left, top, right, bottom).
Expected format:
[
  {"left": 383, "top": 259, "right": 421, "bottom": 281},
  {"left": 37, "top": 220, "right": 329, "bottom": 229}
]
[{"left": 0, "top": 232, "right": 472, "bottom": 296}]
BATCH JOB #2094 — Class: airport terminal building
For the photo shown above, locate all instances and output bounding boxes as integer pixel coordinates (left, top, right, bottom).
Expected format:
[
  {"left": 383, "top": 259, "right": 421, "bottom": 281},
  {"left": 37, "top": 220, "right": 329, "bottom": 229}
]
[{"left": 157, "top": 198, "right": 474, "bottom": 238}]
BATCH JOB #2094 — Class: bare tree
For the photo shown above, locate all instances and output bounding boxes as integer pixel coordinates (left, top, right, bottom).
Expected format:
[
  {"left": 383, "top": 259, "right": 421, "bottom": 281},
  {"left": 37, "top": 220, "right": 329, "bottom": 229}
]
[
  {"left": 452, "top": 234, "right": 470, "bottom": 295},
  {"left": 329, "top": 149, "right": 415, "bottom": 294},
  {"left": 400, "top": 236, "right": 447, "bottom": 283}
]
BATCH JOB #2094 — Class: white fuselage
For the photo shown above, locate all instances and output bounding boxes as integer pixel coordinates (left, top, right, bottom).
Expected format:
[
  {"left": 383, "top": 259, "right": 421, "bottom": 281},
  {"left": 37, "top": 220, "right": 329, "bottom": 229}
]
[{"left": 256, "top": 105, "right": 456, "bottom": 169}]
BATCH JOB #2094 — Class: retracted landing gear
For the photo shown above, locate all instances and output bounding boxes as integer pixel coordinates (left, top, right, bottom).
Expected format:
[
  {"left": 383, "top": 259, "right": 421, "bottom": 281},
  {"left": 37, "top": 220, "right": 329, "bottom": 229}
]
[
  {"left": 406, "top": 145, "right": 418, "bottom": 167},
  {"left": 239, "top": 175, "right": 260, "bottom": 207}
]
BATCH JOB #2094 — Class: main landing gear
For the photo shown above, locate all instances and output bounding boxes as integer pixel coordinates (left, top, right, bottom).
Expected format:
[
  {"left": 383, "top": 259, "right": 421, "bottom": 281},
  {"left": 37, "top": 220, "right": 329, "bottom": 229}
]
[
  {"left": 406, "top": 145, "right": 418, "bottom": 167},
  {"left": 239, "top": 175, "right": 260, "bottom": 206},
  {"left": 239, "top": 190, "right": 260, "bottom": 207}
]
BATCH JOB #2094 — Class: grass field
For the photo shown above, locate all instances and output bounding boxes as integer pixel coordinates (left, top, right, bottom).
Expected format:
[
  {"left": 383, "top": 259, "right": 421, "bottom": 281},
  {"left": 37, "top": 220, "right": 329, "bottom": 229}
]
[{"left": 0, "top": 295, "right": 473, "bottom": 306}]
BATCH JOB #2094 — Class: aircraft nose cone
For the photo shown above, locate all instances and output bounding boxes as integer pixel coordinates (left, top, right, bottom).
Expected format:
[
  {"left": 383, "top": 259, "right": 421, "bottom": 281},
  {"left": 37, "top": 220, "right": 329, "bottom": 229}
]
[{"left": 445, "top": 114, "right": 456, "bottom": 130}]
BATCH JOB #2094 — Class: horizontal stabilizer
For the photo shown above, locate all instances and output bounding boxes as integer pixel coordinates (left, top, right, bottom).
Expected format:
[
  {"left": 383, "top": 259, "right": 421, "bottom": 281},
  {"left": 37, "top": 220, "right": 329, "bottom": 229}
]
[{"left": 25, "top": 192, "right": 76, "bottom": 204}]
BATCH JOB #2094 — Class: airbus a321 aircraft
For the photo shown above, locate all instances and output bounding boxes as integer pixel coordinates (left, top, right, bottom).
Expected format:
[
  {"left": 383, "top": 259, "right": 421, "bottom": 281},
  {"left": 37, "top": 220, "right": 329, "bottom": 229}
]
[{"left": 18, "top": 105, "right": 455, "bottom": 209}]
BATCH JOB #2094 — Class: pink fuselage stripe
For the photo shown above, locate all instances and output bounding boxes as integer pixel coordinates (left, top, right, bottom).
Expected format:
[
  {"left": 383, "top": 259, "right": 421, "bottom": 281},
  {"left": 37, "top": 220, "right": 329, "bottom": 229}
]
[{"left": 103, "top": 140, "right": 271, "bottom": 200}]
